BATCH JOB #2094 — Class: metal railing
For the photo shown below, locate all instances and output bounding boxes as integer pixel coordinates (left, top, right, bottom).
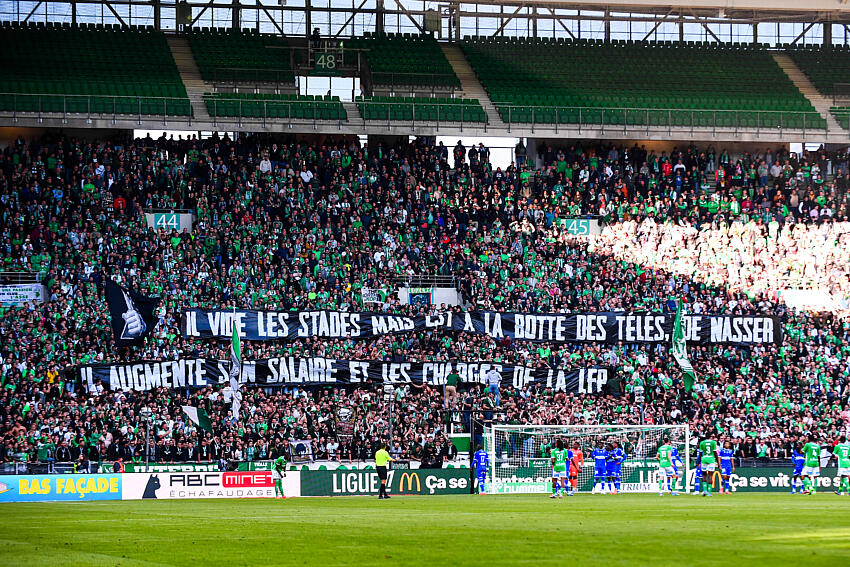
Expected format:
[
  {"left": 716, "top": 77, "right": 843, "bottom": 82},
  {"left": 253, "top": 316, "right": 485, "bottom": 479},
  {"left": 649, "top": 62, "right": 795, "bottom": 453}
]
[
  {"left": 355, "top": 98, "right": 487, "bottom": 131},
  {"left": 0, "top": 92, "right": 193, "bottom": 123},
  {"left": 0, "top": 271, "right": 41, "bottom": 284},
  {"left": 369, "top": 71, "right": 460, "bottom": 96},
  {"left": 493, "top": 104, "right": 828, "bottom": 135},
  {"left": 0, "top": 459, "right": 466, "bottom": 475},
  {"left": 0, "top": 462, "right": 81, "bottom": 475},
  {"left": 1, "top": 92, "right": 842, "bottom": 136},
  {"left": 143, "top": 207, "right": 195, "bottom": 214},
  {"left": 352, "top": 100, "right": 833, "bottom": 135},
  {"left": 0, "top": 456, "right": 803, "bottom": 475},
  {"left": 0, "top": 91, "right": 347, "bottom": 128},
  {"left": 352, "top": 101, "right": 831, "bottom": 134},
  {"left": 204, "top": 97, "right": 347, "bottom": 128},
  {"left": 391, "top": 274, "right": 459, "bottom": 288}
]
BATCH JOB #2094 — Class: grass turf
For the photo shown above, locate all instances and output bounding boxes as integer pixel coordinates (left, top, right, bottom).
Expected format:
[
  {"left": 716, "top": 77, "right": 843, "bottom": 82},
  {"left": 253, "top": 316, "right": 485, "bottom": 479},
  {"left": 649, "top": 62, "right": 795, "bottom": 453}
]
[{"left": 0, "top": 494, "right": 848, "bottom": 566}]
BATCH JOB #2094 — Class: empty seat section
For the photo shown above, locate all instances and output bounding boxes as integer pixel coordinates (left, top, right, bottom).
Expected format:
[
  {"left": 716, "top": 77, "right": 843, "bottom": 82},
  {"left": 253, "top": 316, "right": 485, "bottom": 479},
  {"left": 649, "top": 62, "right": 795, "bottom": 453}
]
[
  {"left": 830, "top": 106, "right": 850, "bottom": 129},
  {"left": 789, "top": 47, "right": 850, "bottom": 130},
  {"left": 787, "top": 47, "right": 850, "bottom": 98},
  {"left": 188, "top": 28, "right": 295, "bottom": 84},
  {"left": 459, "top": 38, "right": 824, "bottom": 129},
  {"left": 349, "top": 33, "right": 460, "bottom": 90},
  {"left": 0, "top": 22, "right": 190, "bottom": 116}
]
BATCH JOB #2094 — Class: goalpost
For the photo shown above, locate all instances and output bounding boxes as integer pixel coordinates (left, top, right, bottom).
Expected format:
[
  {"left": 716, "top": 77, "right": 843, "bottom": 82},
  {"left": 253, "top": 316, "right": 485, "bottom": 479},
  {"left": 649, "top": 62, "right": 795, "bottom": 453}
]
[{"left": 485, "top": 424, "right": 690, "bottom": 494}]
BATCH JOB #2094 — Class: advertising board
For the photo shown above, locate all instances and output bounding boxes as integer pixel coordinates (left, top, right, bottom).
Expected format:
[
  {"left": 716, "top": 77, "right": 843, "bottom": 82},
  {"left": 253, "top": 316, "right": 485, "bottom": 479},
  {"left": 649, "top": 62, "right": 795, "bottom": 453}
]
[
  {"left": 122, "top": 472, "right": 300, "bottom": 500},
  {"left": 0, "top": 474, "right": 122, "bottom": 502},
  {"left": 301, "top": 469, "right": 471, "bottom": 496}
]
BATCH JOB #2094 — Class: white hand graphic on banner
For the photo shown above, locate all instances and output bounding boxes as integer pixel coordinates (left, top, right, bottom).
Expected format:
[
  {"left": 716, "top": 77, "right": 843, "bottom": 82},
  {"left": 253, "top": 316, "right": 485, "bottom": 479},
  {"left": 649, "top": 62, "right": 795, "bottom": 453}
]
[{"left": 120, "top": 290, "right": 147, "bottom": 340}]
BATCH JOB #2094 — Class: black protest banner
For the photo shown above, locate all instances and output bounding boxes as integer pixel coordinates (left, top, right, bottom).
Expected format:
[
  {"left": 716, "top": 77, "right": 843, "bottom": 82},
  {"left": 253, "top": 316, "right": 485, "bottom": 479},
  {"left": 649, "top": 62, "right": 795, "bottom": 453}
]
[
  {"left": 73, "top": 358, "right": 613, "bottom": 395},
  {"left": 181, "top": 310, "right": 781, "bottom": 345},
  {"left": 105, "top": 279, "right": 160, "bottom": 347}
]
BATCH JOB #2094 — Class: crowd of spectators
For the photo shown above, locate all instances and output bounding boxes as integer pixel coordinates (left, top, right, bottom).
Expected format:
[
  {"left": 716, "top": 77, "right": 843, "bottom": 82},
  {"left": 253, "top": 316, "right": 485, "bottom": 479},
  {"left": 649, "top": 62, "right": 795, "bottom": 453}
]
[
  {"left": 590, "top": 219, "right": 850, "bottom": 316},
  {"left": 0, "top": 132, "right": 848, "bottom": 471}
]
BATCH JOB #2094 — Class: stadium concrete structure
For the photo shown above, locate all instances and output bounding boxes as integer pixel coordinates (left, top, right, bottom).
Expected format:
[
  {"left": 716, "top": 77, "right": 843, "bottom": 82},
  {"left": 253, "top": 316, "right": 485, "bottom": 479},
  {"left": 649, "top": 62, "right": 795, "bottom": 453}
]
[{"left": 2, "top": 0, "right": 850, "bottom": 142}]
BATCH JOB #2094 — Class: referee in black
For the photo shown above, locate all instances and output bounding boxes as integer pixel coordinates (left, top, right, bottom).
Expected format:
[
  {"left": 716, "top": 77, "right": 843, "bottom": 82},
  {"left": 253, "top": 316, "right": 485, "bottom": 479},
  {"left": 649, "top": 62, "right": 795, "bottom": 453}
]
[{"left": 375, "top": 443, "right": 394, "bottom": 499}]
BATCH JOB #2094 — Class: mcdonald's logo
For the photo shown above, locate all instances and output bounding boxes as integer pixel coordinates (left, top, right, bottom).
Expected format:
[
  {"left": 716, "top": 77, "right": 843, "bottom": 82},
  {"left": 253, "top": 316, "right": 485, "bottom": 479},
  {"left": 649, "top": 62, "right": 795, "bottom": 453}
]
[
  {"left": 398, "top": 472, "right": 421, "bottom": 493},
  {"left": 317, "top": 470, "right": 469, "bottom": 496},
  {"left": 709, "top": 470, "right": 722, "bottom": 490}
]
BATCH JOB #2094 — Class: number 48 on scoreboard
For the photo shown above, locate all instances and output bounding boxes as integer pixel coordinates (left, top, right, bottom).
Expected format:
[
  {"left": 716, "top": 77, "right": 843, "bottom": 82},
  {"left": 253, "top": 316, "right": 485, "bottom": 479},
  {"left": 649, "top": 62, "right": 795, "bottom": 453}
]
[{"left": 313, "top": 52, "right": 340, "bottom": 76}]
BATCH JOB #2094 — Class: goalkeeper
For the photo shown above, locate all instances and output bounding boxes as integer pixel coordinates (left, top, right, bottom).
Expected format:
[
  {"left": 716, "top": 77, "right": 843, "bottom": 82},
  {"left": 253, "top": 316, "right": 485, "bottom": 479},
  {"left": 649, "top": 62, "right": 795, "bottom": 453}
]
[
  {"left": 272, "top": 455, "right": 287, "bottom": 499},
  {"left": 473, "top": 445, "right": 489, "bottom": 494}
]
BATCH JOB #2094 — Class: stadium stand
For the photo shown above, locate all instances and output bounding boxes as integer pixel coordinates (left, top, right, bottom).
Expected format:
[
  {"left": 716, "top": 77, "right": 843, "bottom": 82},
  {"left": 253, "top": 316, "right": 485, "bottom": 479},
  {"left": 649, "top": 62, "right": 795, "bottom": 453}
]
[
  {"left": 351, "top": 32, "right": 461, "bottom": 91},
  {"left": 347, "top": 34, "right": 483, "bottom": 124},
  {"left": 187, "top": 28, "right": 295, "bottom": 85},
  {"left": 355, "top": 95, "right": 487, "bottom": 122},
  {"left": 0, "top": 22, "right": 191, "bottom": 116},
  {"left": 832, "top": 107, "right": 850, "bottom": 129},
  {"left": 204, "top": 93, "right": 347, "bottom": 120},
  {"left": 785, "top": 46, "right": 850, "bottom": 128},
  {"left": 785, "top": 45, "right": 850, "bottom": 98},
  {"left": 460, "top": 38, "right": 825, "bottom": 128},
  {"left": 0, "top": 133, "right": 848, "bottom": 469}
]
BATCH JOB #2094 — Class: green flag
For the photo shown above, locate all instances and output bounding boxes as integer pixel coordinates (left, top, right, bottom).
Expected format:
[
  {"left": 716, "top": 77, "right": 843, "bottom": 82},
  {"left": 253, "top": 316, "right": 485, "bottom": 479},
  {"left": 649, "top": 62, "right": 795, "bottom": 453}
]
[
  {"left": 229, "top": 322, "right": 242, "bottom": 417},
  {"left": 182, "top": 405, "right": 213, "bottom": 433},
  {"left": 672, "top": 299, "right": 696, "bottom": 391},
  {"left": 229, "top": 323, "right": 241, "bottom": 381}
]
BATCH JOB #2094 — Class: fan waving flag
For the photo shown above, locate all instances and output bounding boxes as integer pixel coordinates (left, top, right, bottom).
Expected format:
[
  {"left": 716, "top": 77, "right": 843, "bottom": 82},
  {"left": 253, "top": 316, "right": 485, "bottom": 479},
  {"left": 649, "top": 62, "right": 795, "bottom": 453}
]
[
  {"left": 182, "top": 405, "right": 213, "bottom": 434},
  {"left": 104, "top": 279, "right": 160, "bottom": 347},
  {"left": 672, "top": 299, "right": 697, "bottom": 392},
  {"left": 229, "top": 323, "right": 243, "bottom": 417}
]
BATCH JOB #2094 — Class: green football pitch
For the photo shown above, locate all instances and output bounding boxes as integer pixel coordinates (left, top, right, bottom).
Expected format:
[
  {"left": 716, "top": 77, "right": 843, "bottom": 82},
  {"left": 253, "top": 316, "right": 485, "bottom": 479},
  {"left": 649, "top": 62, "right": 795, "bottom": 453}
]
[{"left": 1, "top": 494, "right": 848, "bottom": 566}]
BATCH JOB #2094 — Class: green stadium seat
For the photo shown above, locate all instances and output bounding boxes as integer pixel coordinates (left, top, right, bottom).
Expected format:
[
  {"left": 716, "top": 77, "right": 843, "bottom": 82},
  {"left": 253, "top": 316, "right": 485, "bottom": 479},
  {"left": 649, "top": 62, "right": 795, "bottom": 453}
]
[
  {"left": 458, "top": 37, "right": 824, "bottom": 130},
  {"left": 348, "top": 33, "right": 460, "bottom": 91},
  {"left": 0, "top": 23, "right": 190, "bottom": 116},
  {"left": 188, "top": 29, "right": 294, "bottom": 85}
]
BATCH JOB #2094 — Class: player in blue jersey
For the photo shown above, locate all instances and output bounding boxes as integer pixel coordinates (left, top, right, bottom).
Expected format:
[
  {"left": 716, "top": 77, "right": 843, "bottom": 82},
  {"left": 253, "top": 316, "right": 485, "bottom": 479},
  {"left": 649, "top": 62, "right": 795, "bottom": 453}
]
[
  {"left": 718, "top": 441, "right": 735, "bottom": 494},
  {"left": 472, "top": 445, "right": 489, "bottom": 494},
  {"left": 791, "top": 443, "right": 805, "bottom": 494},
  {"left": 591, "top": 442, "right": 609, "bottom": 493},
  {"left": 691, "top": 448, "right": 703, "bottom": 495},
  {"left": 669, "top": 446, "right": 683, "bottom": 495},
  {"left": 607, "top": 441, "right": 626, "bottom": 494}
]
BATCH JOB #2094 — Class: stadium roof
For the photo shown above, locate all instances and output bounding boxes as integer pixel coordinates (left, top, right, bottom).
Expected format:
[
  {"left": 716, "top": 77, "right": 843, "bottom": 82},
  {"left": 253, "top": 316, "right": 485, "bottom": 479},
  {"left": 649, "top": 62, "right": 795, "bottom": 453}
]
[{"left": 466, "top": 0, "right": 850, "bottom": 22}]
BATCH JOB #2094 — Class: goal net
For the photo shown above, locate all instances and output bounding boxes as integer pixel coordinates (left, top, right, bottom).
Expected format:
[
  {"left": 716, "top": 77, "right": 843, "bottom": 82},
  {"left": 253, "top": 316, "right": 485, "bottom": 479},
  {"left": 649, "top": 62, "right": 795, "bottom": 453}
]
[{"left": 484, "top": 424, "right": 690, "bottom": 494}]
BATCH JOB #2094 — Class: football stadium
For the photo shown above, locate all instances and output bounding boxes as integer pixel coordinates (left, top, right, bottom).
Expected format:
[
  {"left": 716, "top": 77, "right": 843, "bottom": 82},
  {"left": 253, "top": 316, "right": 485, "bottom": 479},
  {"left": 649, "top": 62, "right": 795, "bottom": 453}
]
[{"left": 0, "top": 0, "right": 850, "bottom": 565}]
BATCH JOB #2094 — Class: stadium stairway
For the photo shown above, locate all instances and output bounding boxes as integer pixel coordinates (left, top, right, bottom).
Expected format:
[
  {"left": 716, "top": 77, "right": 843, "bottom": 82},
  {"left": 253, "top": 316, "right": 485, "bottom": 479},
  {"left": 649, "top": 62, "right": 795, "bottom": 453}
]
[
  {"left": 342, "top": 100, "right": 362, "bottom": 122},
  {"left": 167, "top": 34, "right": 212, "bottom": 122},
  {"left": 440, "top": 43, "right": 504, "bottom": 128},
  {"left": 772, "top": 52, "right": 843, "bottom": 132}
]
